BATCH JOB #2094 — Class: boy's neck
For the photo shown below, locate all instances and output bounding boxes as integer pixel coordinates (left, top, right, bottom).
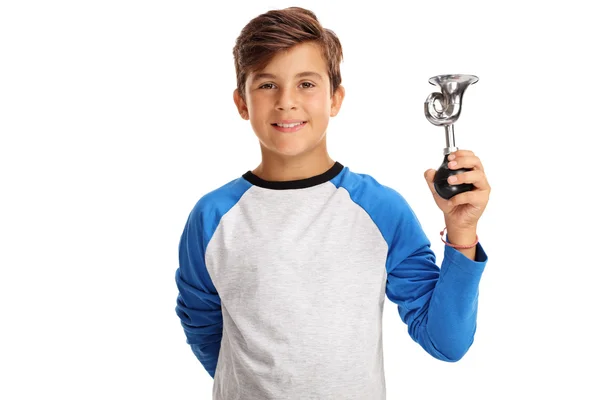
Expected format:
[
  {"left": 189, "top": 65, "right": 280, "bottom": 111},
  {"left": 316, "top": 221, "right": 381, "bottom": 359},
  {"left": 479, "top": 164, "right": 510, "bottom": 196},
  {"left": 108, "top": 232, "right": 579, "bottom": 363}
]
[{"left": 252, "top": 147, "right": 336, "bottom": 182}]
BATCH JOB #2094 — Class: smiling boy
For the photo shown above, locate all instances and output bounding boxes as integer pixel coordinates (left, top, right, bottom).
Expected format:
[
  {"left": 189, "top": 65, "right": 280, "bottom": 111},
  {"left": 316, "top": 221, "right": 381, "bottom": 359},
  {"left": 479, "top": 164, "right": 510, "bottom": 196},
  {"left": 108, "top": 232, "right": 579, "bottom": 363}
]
[
  {"left": 175, "top": 7, "right": 490, "bottom": 400},
  {"left": 233, "top": 37, "right": 342, "bottom": 182}
]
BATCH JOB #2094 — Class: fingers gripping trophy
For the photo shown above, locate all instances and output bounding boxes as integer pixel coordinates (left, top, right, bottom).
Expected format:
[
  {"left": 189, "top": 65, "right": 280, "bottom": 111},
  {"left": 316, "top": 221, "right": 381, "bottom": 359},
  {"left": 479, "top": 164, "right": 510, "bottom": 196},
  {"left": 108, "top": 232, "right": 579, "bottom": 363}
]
[{"left": 424, "top": 74, "right": 478, "bottom": 200}]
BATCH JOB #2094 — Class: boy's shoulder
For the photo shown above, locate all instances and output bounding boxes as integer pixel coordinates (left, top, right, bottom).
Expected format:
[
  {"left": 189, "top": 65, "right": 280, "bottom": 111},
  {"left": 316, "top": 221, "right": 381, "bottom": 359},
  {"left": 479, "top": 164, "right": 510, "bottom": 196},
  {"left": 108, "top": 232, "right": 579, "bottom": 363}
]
[
  {"left": 189, "top": 176, "right": 252, "bottom": 220},
  {"left": 338, "top": 166, "right": 413, "bottom": 212},
  {"left": 337, "top": 167, "right": 425, "bottom": 248}
]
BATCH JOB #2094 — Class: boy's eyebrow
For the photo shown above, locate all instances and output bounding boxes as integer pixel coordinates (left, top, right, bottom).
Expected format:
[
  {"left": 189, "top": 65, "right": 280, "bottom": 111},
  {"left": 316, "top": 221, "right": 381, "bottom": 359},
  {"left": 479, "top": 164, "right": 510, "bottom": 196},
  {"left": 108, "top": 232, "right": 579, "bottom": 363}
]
[{"left": 252, "top": 71, "right": 323, "bottom": 81}]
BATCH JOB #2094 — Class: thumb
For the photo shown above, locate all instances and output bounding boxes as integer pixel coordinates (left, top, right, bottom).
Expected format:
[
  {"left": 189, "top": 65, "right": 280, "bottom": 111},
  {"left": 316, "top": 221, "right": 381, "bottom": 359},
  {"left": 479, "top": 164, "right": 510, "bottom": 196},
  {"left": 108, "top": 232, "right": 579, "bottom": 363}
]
[{"left": 424, "top": 169, "right": 437, "bottom": 194}]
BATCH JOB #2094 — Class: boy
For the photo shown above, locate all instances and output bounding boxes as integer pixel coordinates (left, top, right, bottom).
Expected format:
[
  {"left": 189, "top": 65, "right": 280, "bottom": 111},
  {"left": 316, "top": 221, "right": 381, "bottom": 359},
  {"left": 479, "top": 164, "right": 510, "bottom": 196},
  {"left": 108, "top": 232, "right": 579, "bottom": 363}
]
[{"left": 175, "top": 6, "right": 490, "bottom": 400}]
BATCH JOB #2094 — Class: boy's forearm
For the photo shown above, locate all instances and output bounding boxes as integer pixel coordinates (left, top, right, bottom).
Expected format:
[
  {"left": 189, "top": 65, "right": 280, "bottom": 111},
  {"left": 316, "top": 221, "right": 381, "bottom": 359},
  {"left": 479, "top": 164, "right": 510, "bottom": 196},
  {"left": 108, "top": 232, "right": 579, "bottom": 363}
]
[{"left": 423, "top": 256, "right": 485, "bottom": 361}]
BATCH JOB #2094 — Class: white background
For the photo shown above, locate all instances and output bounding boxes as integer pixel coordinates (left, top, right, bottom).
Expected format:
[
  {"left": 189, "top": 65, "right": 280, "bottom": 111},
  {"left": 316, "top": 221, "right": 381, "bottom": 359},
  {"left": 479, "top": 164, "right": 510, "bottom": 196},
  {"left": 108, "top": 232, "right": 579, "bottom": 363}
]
[{"left": 1, "top": 0, "right": 599, "bottom": 399}]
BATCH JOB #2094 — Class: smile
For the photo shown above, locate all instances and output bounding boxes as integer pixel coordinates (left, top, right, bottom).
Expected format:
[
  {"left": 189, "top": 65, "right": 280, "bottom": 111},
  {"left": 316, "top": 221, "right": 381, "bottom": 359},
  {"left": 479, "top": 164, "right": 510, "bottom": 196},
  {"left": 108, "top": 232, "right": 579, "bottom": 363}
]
[{"left": 271, "top": 121, "right": 307, "bottom": 133}]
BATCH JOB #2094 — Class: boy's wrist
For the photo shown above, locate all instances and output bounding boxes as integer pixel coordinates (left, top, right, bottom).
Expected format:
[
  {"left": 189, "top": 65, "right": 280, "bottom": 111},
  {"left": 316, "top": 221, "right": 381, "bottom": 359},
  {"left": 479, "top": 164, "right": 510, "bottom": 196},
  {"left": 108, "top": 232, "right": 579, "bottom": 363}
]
[{"left": 446, "top": 228, "right": 477, "bottom": 245}]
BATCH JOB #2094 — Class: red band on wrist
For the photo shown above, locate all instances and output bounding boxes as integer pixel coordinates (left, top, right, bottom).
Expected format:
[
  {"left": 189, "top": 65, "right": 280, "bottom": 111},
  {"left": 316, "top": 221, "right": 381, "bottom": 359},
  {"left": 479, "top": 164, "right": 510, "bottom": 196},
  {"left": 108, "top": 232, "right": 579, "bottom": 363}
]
[{"left": 440, "top": 226, "right": 478, "bottom": 249}]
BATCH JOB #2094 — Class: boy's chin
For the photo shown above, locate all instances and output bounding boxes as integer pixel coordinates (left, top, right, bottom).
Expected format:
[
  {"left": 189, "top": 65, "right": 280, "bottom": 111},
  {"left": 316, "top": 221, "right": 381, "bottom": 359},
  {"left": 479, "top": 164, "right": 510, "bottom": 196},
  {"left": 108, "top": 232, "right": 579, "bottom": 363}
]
[
  {"left": 271, "top": 147, "right": 311, "bottom": 158},
  {"left": 264, "top": 142, "right": 318, "bottom": 158}
]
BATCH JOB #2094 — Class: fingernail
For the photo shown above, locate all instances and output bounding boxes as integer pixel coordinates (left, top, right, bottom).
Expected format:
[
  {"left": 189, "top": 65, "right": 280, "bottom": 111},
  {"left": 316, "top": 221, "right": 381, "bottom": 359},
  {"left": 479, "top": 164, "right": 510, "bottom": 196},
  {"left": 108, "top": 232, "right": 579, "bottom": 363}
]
[
  {"left": 448, "top": 161, "right": 457, "bottom": 168},
  {"left": 448, "top": 154, "right": 455, "bottom": 160},
  {"left": 448, "top": 176, "right": 457, "bottom": 183}
]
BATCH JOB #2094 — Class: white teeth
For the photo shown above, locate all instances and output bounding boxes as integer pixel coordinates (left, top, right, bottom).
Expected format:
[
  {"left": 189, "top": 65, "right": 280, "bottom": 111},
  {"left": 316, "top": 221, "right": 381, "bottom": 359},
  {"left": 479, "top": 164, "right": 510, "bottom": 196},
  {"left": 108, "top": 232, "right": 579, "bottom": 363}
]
[{"left": 276, "top": 122, "right": 303, "bottom": 128}]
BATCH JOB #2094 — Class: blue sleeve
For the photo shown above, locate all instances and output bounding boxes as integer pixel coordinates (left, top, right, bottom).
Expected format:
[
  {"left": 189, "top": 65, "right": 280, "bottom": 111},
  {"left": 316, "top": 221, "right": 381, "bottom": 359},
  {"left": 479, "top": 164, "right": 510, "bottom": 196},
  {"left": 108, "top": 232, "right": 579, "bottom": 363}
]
[
  {"left": 175, "top": 209, "right": 223, "bottom": 378},
  {"left": 384, "top": 193, "right": 488, "bottom": 362}
]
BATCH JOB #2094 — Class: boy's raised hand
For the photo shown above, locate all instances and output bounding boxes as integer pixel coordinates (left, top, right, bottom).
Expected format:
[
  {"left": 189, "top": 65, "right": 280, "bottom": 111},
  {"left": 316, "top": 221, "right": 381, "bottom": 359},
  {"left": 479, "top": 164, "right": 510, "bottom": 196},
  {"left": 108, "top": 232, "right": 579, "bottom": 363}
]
[{"left": 423, "top": 150, "right": 491, "bottom": 232}]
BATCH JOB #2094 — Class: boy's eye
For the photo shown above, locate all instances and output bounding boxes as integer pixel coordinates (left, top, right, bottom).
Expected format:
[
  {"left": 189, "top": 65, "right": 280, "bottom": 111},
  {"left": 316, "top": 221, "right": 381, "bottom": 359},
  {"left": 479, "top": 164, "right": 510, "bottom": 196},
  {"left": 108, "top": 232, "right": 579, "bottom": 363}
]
[{"left": 258, "top": 82, "right": 315, "bottom": 89}]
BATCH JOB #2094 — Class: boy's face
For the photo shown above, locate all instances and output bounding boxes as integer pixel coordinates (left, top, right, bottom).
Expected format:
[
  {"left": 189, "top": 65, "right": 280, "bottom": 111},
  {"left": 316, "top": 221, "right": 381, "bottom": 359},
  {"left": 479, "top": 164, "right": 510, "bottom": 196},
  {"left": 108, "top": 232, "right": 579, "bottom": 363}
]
[{"left": 233, "top": 41, "right": 344, "bottom": 159}]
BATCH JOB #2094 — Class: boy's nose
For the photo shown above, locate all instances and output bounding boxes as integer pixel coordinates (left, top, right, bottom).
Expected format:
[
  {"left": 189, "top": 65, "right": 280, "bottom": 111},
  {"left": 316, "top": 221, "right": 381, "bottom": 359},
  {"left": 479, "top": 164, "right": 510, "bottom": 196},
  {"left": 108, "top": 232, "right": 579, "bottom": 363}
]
[{"left": 275, "top": 89, "right": 298, "bottom": 111}]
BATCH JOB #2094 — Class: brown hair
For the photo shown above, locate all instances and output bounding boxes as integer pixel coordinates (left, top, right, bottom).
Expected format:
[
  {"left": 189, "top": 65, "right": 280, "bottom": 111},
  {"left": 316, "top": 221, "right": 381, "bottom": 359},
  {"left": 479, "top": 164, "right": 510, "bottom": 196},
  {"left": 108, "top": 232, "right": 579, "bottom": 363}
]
[{"left": 232, "top": 7, "right": 343, "bottom": 102}]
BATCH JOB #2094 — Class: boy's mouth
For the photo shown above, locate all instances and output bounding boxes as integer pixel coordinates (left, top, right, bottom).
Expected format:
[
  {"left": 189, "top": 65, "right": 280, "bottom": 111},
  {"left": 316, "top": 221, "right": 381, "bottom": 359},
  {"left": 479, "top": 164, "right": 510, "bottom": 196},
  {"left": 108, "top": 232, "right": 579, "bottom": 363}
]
[
  {"left": 271, "top": 121, "right": 307, "bottom": 127},
  {"left": 271, "top": 121, "right": 307, "bottom": 133}
]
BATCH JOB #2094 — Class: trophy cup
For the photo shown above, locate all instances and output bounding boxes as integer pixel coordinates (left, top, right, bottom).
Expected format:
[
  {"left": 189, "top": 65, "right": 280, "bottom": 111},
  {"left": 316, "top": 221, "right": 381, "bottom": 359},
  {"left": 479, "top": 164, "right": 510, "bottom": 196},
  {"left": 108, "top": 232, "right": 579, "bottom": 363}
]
[{"left": 424, "top": 74, "right": 478, "bottom": 200}]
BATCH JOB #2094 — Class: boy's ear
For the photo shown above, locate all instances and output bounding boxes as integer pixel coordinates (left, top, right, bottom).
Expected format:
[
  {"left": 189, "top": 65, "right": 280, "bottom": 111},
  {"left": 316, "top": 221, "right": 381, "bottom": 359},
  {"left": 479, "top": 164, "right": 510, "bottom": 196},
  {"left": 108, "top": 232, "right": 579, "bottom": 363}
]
[
  {"left": 330, "top": 85, "right": 345, "bottom": 117},
  {"left": 233, "top": 88, "right": 249, "bottom": 120}
]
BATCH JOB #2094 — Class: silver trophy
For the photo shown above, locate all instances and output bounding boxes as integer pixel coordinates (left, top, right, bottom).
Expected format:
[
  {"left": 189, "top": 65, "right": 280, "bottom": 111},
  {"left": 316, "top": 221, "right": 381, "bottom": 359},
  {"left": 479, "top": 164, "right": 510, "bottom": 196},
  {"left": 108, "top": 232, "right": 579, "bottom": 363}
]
[{"left": 424, "top": 74, "right": 478, "bottom": 200}]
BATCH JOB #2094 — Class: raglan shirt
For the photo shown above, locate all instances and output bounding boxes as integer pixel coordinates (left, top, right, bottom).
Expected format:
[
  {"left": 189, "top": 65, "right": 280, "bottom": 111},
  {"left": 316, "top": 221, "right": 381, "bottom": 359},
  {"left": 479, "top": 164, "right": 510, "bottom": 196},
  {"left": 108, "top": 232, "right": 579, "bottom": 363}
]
[{"left": 175, "top": 161, "right": 488, "bottom": 400}]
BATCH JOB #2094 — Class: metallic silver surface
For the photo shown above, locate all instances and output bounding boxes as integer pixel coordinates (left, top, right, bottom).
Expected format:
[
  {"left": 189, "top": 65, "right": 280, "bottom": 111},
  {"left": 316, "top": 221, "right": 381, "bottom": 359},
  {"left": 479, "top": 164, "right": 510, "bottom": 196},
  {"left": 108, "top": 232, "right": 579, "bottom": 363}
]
[{"left": 424, "top": 74, "right": 478, "bottom": 155}]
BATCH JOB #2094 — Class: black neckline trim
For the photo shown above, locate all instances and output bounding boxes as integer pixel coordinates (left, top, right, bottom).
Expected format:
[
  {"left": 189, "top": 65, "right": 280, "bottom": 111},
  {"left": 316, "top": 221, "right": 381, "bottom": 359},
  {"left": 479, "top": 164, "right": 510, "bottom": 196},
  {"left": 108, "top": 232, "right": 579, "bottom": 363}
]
[{"left": 242, "top": 161, "right": 344, "bottom": 190}]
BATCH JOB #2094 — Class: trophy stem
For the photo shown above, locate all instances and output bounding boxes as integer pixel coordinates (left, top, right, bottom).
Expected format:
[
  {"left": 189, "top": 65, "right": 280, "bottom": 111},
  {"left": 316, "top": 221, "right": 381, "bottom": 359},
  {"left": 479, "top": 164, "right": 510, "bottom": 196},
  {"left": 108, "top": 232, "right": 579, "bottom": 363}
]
[{"left": 443, "top": 124, "right": 458, "bottom": 155}]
